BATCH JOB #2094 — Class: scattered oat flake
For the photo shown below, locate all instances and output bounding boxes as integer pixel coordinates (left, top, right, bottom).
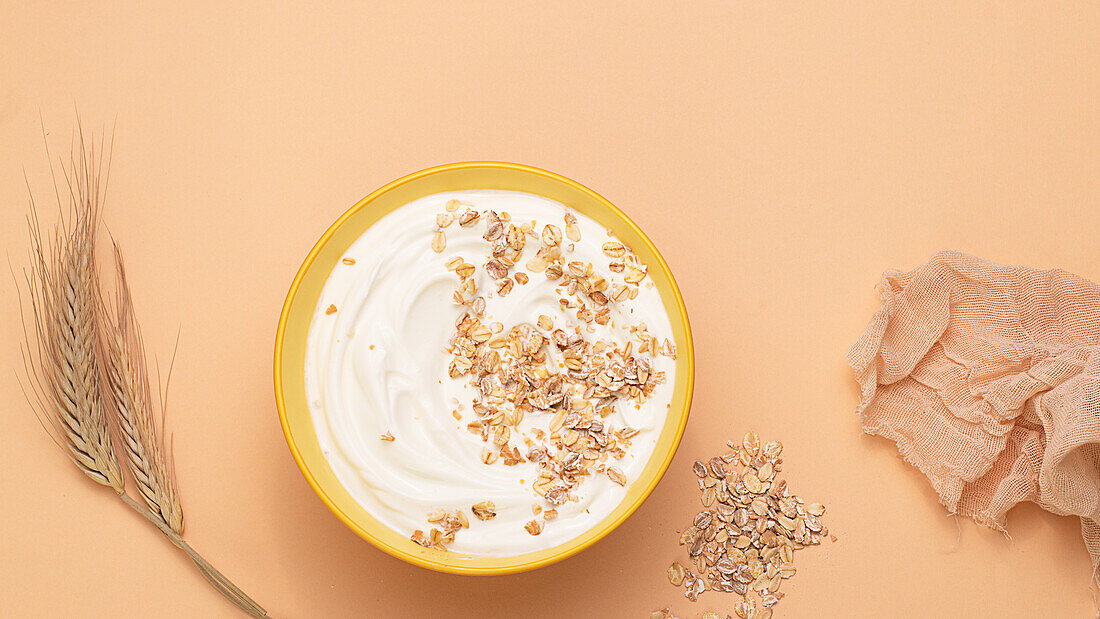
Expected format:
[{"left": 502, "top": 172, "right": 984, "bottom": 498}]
[
  {"left": 667, "top": 561, "right": 686, "bottom": 586},
  {"left": 410, "top": 530, "right": 431, "bottom": 548},
  {"left": 471, "top": 501, "right": 497, "bottom": 520},
  {"left": 380, "top": 432, "right": 395, "bottom": 441},
  {"left": 602, "top": 242, "right": 626, "bottom": 257},
  {"left": 742, "top": 431, "right": 760, "bottom": 455},
  {"left": 431, "top": 229, "right": 447, "bottom": 253},
  {"left": 342, "top": 257, "right": 356, "bottom": 265}
]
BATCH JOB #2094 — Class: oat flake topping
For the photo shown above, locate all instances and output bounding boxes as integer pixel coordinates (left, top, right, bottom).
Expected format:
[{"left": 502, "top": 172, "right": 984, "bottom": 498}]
[{"left": 413, "top": 200, "right": 675, "bottom": 546}]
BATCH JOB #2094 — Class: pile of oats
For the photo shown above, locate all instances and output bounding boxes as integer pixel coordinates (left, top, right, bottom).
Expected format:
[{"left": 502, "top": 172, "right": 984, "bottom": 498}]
[
  {"left": 666, "top": 433, "right": 831, "bottom": 618},
  {"left": 416, "top": 198, "right": 675, "bottom": 542}
]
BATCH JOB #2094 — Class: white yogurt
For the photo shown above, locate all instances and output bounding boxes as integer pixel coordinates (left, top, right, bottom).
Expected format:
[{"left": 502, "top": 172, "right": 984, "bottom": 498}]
[{"left": 305, "top": 190, "right": 675, "bottom": 556}]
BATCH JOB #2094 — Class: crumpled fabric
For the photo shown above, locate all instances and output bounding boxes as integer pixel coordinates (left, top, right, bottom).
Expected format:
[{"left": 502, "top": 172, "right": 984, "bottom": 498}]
[{"left": 847, "top": 251, "right": 1100, "bottom": 593}]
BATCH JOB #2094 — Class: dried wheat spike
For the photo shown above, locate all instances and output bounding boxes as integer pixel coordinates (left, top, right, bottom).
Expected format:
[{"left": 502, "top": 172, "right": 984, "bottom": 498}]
[
  {"left": 22, "top": 124, "right": 124, "bottom": 492},
  {"left": 102, "top": 243, "right": 185, "bottom": 535}
]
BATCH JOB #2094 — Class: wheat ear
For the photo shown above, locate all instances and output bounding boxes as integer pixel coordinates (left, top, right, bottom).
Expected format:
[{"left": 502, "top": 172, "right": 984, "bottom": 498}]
[
  {"left": 22, "top": 122, "right": 125, "bottom": 493},
  {"left": 102, "top": 243, "right": 267, "bottom": 617},
  {"left": 102, "top": 243, "right": 185, "bottom": 534},
  {"left": 21, "top": 120, "right": 267, "bottom": 617}
]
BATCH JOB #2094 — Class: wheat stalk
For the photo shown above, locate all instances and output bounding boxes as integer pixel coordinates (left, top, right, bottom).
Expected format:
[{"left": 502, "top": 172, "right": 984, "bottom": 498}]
[
  {"left": 102, "top": 243, "right": 185, "bottom": 534},
  {"left": 20, "top": 120, "right": 267, "bottom": 617},
  {"left": 23, "top": 121, "right": 124, "bottom": 493},
  {"left": 101, "top": 242, "right": 266, "bottom": 617}
]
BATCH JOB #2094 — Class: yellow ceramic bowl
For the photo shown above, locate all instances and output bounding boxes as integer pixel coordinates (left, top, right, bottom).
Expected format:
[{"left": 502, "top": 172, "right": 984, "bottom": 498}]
[{"left": 275, "top": 162, "right": 694, "bottom": 574}]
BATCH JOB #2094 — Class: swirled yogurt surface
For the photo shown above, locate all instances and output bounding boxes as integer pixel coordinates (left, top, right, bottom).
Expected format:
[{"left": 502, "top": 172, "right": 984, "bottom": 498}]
[{"left": 305, "top": 190, "right": 675, "bottom": 556}]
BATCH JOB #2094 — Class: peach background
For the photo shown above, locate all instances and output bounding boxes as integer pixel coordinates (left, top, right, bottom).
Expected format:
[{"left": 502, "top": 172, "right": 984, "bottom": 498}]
[{"left": 1, "top": 2, "right": 1097, "bottom": 617}]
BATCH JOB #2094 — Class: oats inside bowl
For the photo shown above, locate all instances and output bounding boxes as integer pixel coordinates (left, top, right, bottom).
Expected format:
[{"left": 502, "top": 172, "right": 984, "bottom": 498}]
[{"left": 304, "top": 190, "right": 677, "bottom": 556}]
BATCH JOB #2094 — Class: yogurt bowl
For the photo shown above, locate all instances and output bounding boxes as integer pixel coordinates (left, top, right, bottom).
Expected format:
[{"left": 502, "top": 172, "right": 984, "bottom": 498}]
[{"left": 275, "top": 162, "right": 693, "bottom": 574}]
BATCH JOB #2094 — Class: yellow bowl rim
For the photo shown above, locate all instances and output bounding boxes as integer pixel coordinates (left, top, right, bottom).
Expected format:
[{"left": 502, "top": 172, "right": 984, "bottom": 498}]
[{"left": 274, "top": 161, "right": 694, "bottom": 574}]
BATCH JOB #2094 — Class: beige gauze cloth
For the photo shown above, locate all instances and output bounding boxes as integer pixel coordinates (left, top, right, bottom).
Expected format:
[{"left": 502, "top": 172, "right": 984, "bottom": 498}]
[{"left": 847, "top": 251, "right": 1100, "bottom": 592}]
